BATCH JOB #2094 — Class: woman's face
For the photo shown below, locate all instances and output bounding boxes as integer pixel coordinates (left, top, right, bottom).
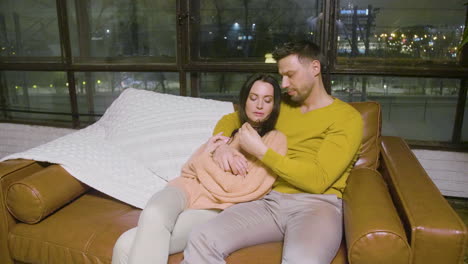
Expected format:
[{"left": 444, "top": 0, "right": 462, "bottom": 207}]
[{"left": 245, "top": 80, "right": 275, "bottom": 125}]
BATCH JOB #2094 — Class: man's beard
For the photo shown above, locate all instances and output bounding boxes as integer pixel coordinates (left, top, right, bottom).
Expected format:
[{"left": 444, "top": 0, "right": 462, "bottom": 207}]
[
  {"left": 289, "top": 86, "right": 312, "bottom": 104},
  {"left": 289, "top": 92, "right": 306, "bottom": 103}
]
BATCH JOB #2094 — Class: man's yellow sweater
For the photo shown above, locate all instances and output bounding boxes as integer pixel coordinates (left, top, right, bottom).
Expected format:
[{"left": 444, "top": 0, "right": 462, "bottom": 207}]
[{"left": 213, "top": 97, "right": 363, "bottom": 198}]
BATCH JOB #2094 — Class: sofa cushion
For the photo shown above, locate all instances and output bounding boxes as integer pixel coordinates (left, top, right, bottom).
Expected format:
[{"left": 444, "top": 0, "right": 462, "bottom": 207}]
[
  {"left": 168, "top": 240, "right": 348, "bottom": 264},
  {"left": 6, "top": 165, "right": 89, "bottom": 224},
  {"left": 8, "top": 190, "right": 140, "bottom": 263},
  {"left": 348, "top": 102, "right": 381, "bottom": 169}
]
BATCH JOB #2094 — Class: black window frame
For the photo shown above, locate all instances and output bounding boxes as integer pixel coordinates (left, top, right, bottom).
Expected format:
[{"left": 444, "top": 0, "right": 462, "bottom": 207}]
[{"left": 0, "top": 0, "right": 467, "bottom": 150}]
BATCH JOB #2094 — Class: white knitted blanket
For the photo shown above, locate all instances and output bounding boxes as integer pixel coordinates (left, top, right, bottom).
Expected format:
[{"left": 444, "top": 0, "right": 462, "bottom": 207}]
[{"left": 0, "top": 88, "right": 234, "bottom": 209}]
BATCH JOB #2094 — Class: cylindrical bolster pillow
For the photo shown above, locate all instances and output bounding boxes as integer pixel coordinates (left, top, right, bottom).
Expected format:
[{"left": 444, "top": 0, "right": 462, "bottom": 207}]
[
  {"left": 343, "top": 168, "right": 411, "bottom": 264},
  {"left": 6, "top": 165, "right": 89, "bottom": 224}
]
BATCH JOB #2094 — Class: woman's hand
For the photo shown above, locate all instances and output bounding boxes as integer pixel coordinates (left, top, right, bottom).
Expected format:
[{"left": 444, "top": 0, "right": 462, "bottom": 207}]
[
  {"left": 205, "top": 132, "right": 230, "bottom": 154},
  {"left": 212, "top": 143, "right": 249, "bottom": 177}
]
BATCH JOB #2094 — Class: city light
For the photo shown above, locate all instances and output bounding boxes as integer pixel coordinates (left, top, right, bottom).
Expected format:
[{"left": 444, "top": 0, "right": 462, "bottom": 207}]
[
  {"left": 97, "top": 80, "right": 101, "bottom": 84},
  {"left": 233, "top": 22, "right": 240, "bottom": 30},
  {"left": 340, "top": 9, "right": 368, "bottom": 15},
  {"left": 33, "top": 85, "right": 37, "bottom": 88},
  {"left": 264, "top": 53, "right": 276, "bottom": 63}
]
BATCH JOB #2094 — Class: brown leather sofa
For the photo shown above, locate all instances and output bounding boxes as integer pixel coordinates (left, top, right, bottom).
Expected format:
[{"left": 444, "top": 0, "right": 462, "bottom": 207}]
[{"left": 0, "top": 101, "right": 466, "bottom": 264}]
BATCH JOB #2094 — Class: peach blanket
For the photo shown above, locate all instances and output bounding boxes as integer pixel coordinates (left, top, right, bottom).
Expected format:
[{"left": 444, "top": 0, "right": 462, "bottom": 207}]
[{"left": 169, "top": 130, "right": 287, "bottom": 210}]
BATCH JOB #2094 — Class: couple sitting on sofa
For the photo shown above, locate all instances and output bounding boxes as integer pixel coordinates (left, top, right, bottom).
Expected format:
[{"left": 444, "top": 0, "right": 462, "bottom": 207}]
[{"left": 113, "top": 40, "right": 363, "bottom": 264}]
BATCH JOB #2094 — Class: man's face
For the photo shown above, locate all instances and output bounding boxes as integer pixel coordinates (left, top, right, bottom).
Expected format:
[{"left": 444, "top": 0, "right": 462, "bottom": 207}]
[{"left": 278, "top": 54, "right": 319, "bottom": 103}]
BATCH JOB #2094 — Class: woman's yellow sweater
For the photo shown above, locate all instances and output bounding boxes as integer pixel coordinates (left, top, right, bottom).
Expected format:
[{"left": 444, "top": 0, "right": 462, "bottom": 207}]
[{"left": 213, "top": 98, "right": 363, "bottom": 198}]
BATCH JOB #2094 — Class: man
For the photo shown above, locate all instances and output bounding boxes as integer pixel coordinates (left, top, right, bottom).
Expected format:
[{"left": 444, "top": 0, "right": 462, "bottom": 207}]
[{"left": 182, "top": 40, "right": 363, "bottom": 264}]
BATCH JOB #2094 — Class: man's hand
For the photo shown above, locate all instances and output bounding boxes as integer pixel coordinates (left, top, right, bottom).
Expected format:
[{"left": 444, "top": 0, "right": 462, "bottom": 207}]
[
  {"left": 212, "top": 144, "right": 248, "bottom": 177},
  {"left": 238, "top": 123, "right": 268, "bottom": 159},
  {"left": 205, "top": 132, "right": 230, "bottom": 154}
]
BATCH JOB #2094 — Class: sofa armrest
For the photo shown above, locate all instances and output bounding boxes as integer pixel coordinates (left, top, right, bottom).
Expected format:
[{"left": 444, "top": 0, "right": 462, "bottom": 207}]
[
  {"left": 7, "top": 164, "right": 89, "bottom": 224},
  {"left": 380, "top": 136, "right": 467, "bottom": 264},
  {"left": 0, "top": 159, "right": 49, "bottom": 264},
  {"left": 343, "top": 167, "right": 410, "bottom": 264}
]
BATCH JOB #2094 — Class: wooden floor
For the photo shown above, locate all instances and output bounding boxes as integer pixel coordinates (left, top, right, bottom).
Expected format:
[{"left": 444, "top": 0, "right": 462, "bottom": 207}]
[{"left": 412, "top": 149, "right": 468, "bottom": 198}]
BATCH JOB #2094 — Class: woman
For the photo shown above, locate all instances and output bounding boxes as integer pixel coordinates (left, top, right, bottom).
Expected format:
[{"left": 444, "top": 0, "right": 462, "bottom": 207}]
[{"left": 112, "top": 73, "right": 287, "bottom": 264}]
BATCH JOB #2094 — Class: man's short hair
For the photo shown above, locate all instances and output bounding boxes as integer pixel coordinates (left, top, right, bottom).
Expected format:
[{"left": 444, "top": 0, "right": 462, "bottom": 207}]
[{"left": 272, "top": 40, "right": 324, "bottom": 66}]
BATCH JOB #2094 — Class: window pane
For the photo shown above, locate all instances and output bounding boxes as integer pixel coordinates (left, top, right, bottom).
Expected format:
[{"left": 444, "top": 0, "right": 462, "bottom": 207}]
[
  {"left": 67, "top": 0, "right": 176, "bottom": 61},
  {"left": 0, "top": 0, "right": 61, "bottom": 57},
  {"left": 336, "top": 0, "right": 466, "bottom": 65},
  {"left": 194, "top": 0, "right": 321, "bottom": 61},
  {"left": 332, "top": 75, "right": 460, "bottom": 141},
  {"left": 0, "top": 71, "right": 71, "bottom": 123},
  {"left": 74, "top": 72, "right": 179, "bottom": 122},
  {"left": 462, "top": 88, "right": 468, "bottom": 142},
  {"left": 198, "top": 73, "right": 256, "bottom": 101}
]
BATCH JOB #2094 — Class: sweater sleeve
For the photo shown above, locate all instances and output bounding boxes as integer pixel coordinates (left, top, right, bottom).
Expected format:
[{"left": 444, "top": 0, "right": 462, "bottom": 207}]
[
  {"left": 195, "top": 131, "right": 287, "bottom": 198},
  {"left": 212, "top": 112, "right": 241, "bottom": 136},
  {"left": 261, "top": 115, "right": 363, "bottom": 194}
]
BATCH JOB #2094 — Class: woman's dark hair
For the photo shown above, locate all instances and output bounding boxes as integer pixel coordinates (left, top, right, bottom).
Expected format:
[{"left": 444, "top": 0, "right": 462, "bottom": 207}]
[{"left": 233, "top": 73, "right": 281, "bottom": 137}]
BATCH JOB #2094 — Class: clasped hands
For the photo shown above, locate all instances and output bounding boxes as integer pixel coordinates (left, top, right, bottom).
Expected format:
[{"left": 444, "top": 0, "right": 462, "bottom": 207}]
[{"left": 205, "top": 123, "right": 268, "bottom": 177}]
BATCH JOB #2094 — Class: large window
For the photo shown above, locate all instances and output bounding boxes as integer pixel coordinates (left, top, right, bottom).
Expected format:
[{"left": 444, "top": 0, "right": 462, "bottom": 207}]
[
  {"left": 198, "top": 72, "right": 261, "bottom": 102},
  {"left": 0, "top": 71, "right": 71, "bottom": 124},
  {"left": 193, "top": 0, "right": 322, "bottom": 61},
  {"left": 332, "top": 75, "right": 460, "bottom": 141},
  {"left": 0, "top": 0, "right": 61, "bottom": 59},
  {"left": 75, "top": 71, "right": 179, "bottom": 114},
  {"left": 67, "top": 0, "right": 176, "bottom": 61},
  {"left": 336, "top": 0, "right": 466, "bottom": 66},
  {"left": 462, "top": 90, "right": 468, "bottom": 142},
  {"left": 0, "top": 0, "right": 467, "bottom": 148}
]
